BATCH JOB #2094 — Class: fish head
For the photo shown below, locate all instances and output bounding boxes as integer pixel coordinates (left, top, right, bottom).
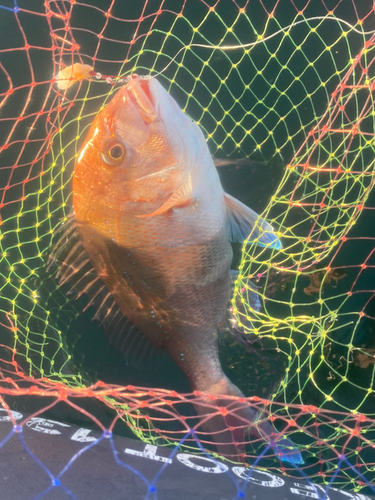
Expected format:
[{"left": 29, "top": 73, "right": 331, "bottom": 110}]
[{"left": 73, "top": 75, "right": 204, "bottom": 236}]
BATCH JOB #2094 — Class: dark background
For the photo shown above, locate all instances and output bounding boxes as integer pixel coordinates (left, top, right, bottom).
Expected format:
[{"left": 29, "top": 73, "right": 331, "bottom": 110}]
[{"left": 1, "top": 0, "right": 375, "bottom": 492}]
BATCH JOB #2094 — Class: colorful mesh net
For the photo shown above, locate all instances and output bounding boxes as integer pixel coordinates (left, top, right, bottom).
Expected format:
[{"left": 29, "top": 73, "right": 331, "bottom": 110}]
[{"left": 1, "top": 0, "right": 375, "bottom": 497}]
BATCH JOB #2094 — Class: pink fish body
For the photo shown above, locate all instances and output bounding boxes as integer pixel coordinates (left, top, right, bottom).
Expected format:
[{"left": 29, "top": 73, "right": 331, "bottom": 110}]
[{"left": 53, "top": 76, "right": 301, "bottom": 464}]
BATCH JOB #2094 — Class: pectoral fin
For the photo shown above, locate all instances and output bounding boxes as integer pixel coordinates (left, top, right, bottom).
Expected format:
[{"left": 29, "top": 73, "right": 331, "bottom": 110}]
[
  {"left": 136, "top": 172, "right": 194, "bottom": 218},
  {"left": 224, "top": 192, "right": 282, "bottom": 249}
]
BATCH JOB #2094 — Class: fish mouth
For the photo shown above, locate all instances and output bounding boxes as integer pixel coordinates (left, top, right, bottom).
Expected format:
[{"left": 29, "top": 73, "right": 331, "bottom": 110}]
[{"left": 126, "top": 75, "right": 157, "bottom": 123}]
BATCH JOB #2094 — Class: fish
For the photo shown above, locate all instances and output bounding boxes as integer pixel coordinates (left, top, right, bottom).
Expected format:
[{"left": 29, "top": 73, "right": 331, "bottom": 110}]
[{"left": 50, "top": 75, "right": 302, "bottom": 464}]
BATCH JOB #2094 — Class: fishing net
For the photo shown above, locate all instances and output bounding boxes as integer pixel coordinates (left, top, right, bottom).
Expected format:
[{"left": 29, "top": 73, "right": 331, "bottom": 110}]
[{"left": 1, "top": 0, "right": 375, "bottom": 497}]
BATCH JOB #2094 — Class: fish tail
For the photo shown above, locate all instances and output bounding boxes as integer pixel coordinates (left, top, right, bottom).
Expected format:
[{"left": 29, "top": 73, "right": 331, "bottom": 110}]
[{"left": 193, "top": 376, "right": 303, "bottom": 465}]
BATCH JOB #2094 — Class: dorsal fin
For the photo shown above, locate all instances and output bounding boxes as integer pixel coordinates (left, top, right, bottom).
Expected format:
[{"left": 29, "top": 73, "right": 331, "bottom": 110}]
[
  {"left": 224, "top": 192, "right": 282, "bottom": 250},
  {"left": 136, "top": 172, "right": 193, "bottom": 218},
  {"left": 48, "top": 215, "right": 163, "bottom": 366}
]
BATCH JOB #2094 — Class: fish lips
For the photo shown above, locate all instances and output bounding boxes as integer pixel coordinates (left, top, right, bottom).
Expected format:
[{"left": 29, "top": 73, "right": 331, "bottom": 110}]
[
  {"left": 102, "top": 75, "right": 190, "bottom": 136},
  {"left": 126, "top": 76, "right": 157, "bottom": 124},
  {"left": 100, "top": 77, "right": 165, "bottom": 149},
  {"left": 111, "top": 76, "right": 160, "bottom": 126},
  {"left": 100, "top": 83, "right": 152, "bottom": 149},
  {"left": 125, "top": 76, "right": 187, "bottom": 127}
]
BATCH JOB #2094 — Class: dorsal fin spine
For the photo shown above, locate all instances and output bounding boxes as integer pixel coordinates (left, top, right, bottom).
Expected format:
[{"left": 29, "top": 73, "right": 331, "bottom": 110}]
[
  {"left": 49, "top": 213, "right": 164, "bottom": 367},
  {"left": 82, "top": 285, "right": 105, "bottom": 312},
  {"left": 93, "top": 292, "right": 112, "bottom": 321},
  {"left": 73, "top": 275, "right": 100, "bottom": 298},
  {"left": 59, "top": 257, "right": 90, "bottom": 287}
]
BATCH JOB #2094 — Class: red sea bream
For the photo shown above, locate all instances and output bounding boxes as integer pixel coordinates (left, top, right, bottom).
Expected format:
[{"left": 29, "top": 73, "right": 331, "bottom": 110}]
[{"left": 52, "top": 75, "right": 302, "bottom": 464}]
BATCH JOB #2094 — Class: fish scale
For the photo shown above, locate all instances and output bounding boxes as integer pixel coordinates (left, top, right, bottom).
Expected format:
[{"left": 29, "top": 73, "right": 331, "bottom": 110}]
[{"left": 51, "top": 75, "right": 302, "bottom": 464}]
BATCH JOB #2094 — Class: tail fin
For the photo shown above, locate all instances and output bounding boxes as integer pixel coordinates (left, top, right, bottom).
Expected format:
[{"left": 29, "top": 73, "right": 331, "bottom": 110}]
[{"left": 193, "top": 376, "right": 303, "bottom": 465}]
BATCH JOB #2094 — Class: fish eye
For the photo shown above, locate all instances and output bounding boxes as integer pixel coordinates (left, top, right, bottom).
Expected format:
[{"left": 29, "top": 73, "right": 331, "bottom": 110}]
[
  {"left": 109, "top": 144, "right": 124, "bottom": 160},
  {"left": 102, "top": 140, "right": 126, "bottom": 165}
]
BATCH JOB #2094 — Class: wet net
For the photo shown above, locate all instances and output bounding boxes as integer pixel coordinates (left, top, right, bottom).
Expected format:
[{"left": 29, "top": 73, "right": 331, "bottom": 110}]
[{"left": 1, "top": 0, "right": 375, "bottom": 498}]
